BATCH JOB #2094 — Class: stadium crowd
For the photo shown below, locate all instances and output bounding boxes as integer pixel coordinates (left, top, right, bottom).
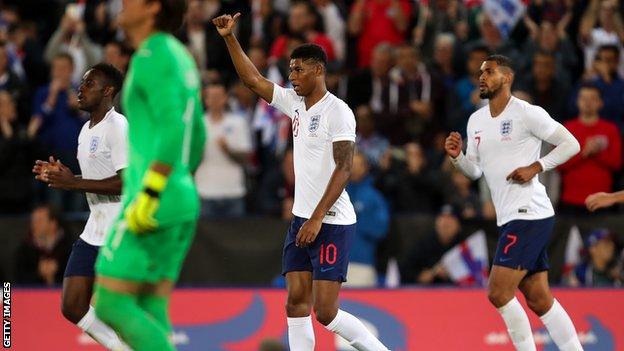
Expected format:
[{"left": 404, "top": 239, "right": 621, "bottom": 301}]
[{"left": 1, "top": 0, "right": 623, "bottom": 288}]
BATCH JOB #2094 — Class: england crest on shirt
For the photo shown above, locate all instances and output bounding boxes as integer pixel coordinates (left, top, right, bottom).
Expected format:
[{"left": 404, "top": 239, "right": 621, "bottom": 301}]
[
  {"left": 309, "top": 114, "right": 321, "bottom": 134},
  {"left": 500, "top": 120, "right": 513, "bottom": 139},
  {"left": 89, "top": 136, "right": 100, "bottom": 155}
]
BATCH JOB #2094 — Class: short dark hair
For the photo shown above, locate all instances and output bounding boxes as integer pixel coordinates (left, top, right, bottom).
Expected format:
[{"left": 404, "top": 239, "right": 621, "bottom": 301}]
[
  {"left": 469, "top": 44, "right": 491, "bottom": 56},
  {"left": 597, "top": 44, "right": 620, "bottom": 60},
  {"left": 579, "top": 82, "right": 602, "bottom": 97},
  {"left": 90, "top": 63, "right": 124, "bottom": 97},
  {"left": 290, "top": 44, "right": 328, "bottom": 68},
  {"left": 147, "top": 0, "right": 187, "bottom": 33},
  {"left": 485, "top": 54, "right": 514, "bottom": 72}
]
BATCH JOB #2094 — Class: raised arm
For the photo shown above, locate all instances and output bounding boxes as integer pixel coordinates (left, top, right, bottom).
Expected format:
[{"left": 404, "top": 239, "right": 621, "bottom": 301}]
[{"left": 213, "top": 13, "right": 274, "bottom": 103}]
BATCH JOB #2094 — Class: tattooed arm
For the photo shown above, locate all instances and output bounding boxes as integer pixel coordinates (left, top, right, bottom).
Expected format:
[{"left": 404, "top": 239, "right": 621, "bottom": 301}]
[{"left": 295, "top": 140, "right": 355, "bottom": 247}]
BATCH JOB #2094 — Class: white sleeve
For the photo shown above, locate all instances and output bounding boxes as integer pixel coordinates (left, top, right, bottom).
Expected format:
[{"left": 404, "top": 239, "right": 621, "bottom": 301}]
[
  {"left": 108, "top": 116, "right": 129, "bottom": 172},
  {"left": 229, "top": 117, "right": 252, "bottom": 153},
  {"left": 537, "top": 124, "right": 581, "bottom": 172},
  {"left": 522, "top": 104, "right": 559, "bottom": 140},
  {"left": 269, "top": 83, "right": 298, "bottom": 119},
  {"left": 450, "top": 121, "right": 483, "bottom": 180},
  {"left": 329, "top": 104, "right": 356, "bottom": 142}
]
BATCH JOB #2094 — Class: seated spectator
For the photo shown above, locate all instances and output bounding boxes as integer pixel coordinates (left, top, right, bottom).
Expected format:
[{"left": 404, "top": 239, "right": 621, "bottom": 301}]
[
  {"left": 355, "top": 105, "right": 389, "bottom": 170},
  {"left": 570, "top": 45, "right": 624, "bottom": 129},
  {"left": 400, "top": 205, "right": 461, "bottom": 285},
  {"left": 312, "top": 0, "right": 346, "bottom": 63},
  {"left": 573, "top": 229, "right": 622, "bottom": 287},
  {"left": 515, "top": 50, "right": 570, "bottom": 122},
  {"left": 0, "top": 91, "right": 35, "bottom": 213},
  {"left": 446, "top": 44, "right": 489, "bottom": 136},
  {"left": 15, "top": 204, "right": 72, "bottom": 286},
  {"left": 446, "top": 169, "right": 481, "bottom": 220},
  {"left": 348, "top": 0, "right": 411, "bottom": 68},
  {"left": 44, "top": 9, "right": 102, "bottom": 84},
  {"left": 195, "top": 81, "right": 252, "bottom": 219},
  {"left": 377, "top": 142, "right": 443, "bottom": 213},
  {"left": 345, "top": 152, "right": 390, "bottom": 287},
  {"left": 269, "top": 1, "right": 335, "bottom": 62},
  {"left": 559, "top": 84, "right": 621, "bottom": 215}
]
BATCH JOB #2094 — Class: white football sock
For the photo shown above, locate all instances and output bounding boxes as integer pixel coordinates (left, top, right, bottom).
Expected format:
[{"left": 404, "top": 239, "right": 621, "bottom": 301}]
[
  {"left": 497, "top": 297, "right": 536, "bottom": 351},
  {"left": 287, "top": 315, "right": 315, "bottom": 351},
  {"left": 325, "top": 309, "right": 389, "bottom": 351},
  {"left": 540, "top": 299, "right": 583, "bottom": 351},
  {"left": 77, "top": 306, "right": 128, "bottom": 351}
]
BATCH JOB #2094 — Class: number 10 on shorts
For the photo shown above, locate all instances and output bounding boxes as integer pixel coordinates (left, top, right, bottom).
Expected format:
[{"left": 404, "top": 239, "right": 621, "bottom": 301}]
[{"left": 319, "top": 243, "right": 337, "bottom": 265}]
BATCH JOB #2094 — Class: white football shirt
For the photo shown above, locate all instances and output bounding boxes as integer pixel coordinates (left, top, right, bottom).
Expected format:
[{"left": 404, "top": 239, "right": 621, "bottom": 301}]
[
  {"left": 465, "top": 96, "right": 558, "bottom": 226},
  {"left": 76, "top": 108, "right": 128, "bottom": 246},
  {"left": 270, "top": 83, "right": 357, "bottom": 225}
]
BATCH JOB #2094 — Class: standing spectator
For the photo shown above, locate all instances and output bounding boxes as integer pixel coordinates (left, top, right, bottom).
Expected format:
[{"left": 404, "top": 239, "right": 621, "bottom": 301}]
[
  {"left": 269, "top": 1, "right": 336, "bottom": 62},
  {"left": 573, "top": 229, "right": 622, "bottom": 287},
  {"left": 355, "top": 105, "right": 389, "bottom": 170},
  {"left": 0, "top": 91, "right": 36, "bottom": 213},
  {"left": 559, "top": 84, "right": 622, "bottom": 215},
  {"left": 44, "top": 9, "right": 102, "bottom": 84},
  {"left": 31, "top": 53, "right": 82, "bottom": 173},
  {"left": 430, "top": 33, "right": 458, "bottom": 91},
  {"left": 15, "top": 204, "right": 72, "bottom": 286},
  {"left": 347, "top": 42, "right": 394, "bottom": 110},
  {"left": 571, "top": 45, "right": 624, "bottom": 129},
  {"left": 195, "top": 81, "right": 252, "bottom": 219},
  {"left": 580, "top": 0, "right": 624, "bottom": 78},
  {"left": 400, "top": 205, "right": 461, "bottom": 285},
  {"left": 515, "top": 50, "right": 570, "bottom": 122},
  {"left": 446, "top": 44, "right": 489, "bottom": 136},
  {"left": 348, "top": 0, "right": 411, "bottom": 68},
  {"left": 377, "top": 142, "right": 443, "bottom": 213},
  {"left": 464, "top": 13, "right": 519, "bottom": 65},
  {"left": 103, "top": 40, "right": 132, "bottom": 74},
  {"left": 178, "top": 0, "right": 210, "bottom": 70},
  {"left": 0, "top": 41, "right": 24, "bottom": 99},
  {"left": 345, "top": 152, "right": 390, "bottom": 287},
  {"left": 312, "top": 0, "right": 346, "bottom": 63}
]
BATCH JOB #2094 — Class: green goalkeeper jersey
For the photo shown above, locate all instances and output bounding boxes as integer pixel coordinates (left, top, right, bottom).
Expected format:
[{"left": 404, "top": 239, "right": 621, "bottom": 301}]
[{"left": 121, "top": 32, "right": 206, "bottom": 226}]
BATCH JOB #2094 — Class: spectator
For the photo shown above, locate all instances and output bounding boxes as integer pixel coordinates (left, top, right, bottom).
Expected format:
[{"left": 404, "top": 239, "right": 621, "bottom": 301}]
[
  {"left": 345, "top": 152, "right": 390, "bottom": 287},
  {"left": 446, "top": 169, "right": 481, "bottom": 220},
  {"left": 430, "top": 33, "right": 458, "bottom": 91},
  {"left": 178, "top": 0, "right": 210, "bottom": 69},
  {"left": 446, "top": 44, "right": 489, "bottom": 136},
  {"left": 573, "top": 229, "right": 622, "bottom": 287},
  {"left": 515, "top": 50, "right": 570, "bottom": 122},
  {"left": 312, "top": 0, "right": 346, "bottom": 63},
  {"left": 355, "top": 105, "right": 389, "bottom": 170},
  {"left": 103, "top": 40, "right": 132, "bottom": 74},
  {"left": 377, "top": 142, "right": 443, "bottom": 213},
  {"left": 14, "top": 204, "right": 72, "bottom": 286},
  {"left": 84, "top": 0, "right": 120, "bottom": 46},
  {"left": 400, "top": 205, "right": 461, "bottom": 284},
  {"left": 464, "top": 12, "right": 519, "bottom": 65},
  {"left": 348, "top": 0, "right": 411, "bottom": 68},
  {"left": 0, "top": 41, "right": 24, "bottom": 99},
  {"left": 195, "top": 81, "right": 252, "bottom": 219},
  {"left": 571, "top": 45, "right": 624, "bottom": 129},
  {"left": 522, "top": 16, "right": 578, "bottom": 85},
  {"left": 580, "top": 0, "right": 624, "bottom": 78},
  {"left": 31, "top": 53, "right": 83, "bottom": 174},
  {"left": 411, "top": 0, "right": 469, "bottom": 57},
  {"left": 44, "top": 9, "right": 102, "bottom": 84},
  {"left": 559, "top": 84, "right": 621, "bottom": 215},
  {"left": 0, "top": 91, "right": 36, "bottom": 213},
  {"left": 269, "top": 1, "right": 336, "bottom": 62},
  {"left": 347, "top": 42, "right": 394, "bottom": 110}
]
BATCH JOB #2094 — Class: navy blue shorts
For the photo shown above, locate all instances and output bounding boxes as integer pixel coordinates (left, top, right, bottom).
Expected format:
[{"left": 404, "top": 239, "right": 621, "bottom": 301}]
[
  {"left": 63, "top": 238, "right": 100, "bottom": 277},
  {"left": 282, "top": 216, "right": 355, "bottom": 282},
  {"left": 493, "top": 217, "right": 555, "bottom": 274}
]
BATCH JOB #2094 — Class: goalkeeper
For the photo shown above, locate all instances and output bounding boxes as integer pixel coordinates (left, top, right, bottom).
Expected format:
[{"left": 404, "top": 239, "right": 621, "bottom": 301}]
[{"left": 93, "top": 0, "right": 206, "bottom": 350}]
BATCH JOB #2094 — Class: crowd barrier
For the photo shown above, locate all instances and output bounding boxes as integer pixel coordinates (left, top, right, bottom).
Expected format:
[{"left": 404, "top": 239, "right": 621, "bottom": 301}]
[{"left": 8, "top": 288, "right": 624, "bottom": 350}]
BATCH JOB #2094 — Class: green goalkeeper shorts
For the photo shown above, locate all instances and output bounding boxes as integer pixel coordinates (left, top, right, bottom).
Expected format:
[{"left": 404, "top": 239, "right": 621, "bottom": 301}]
[{"left": 95, "top": 217, "right": 197, "bottom": 283}]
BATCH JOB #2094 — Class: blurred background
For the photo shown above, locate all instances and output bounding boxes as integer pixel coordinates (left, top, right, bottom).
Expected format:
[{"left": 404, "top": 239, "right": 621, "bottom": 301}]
[{"left": 1, "top": 0, "right": 624, "bottom": 349}]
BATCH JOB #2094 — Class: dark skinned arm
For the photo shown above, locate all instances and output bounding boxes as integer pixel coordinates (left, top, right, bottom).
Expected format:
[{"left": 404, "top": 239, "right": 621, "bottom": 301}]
[
  {"left": 37, "top": 159, "right": 124, "bottom": 195},
  {"left": 295, "top": 141, "right": 355, "bottom": 247}
]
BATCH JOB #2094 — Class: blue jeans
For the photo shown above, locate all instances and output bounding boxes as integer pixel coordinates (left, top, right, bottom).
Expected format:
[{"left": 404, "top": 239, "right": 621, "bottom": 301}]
[{"left": 201, "top": 197, "right": 245, "bottom": 219}]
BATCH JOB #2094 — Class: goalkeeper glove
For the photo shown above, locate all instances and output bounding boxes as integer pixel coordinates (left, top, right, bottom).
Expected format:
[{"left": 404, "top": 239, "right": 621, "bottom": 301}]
[{"left": 125, "top": 169, "right": 168, "bottom": 234}]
